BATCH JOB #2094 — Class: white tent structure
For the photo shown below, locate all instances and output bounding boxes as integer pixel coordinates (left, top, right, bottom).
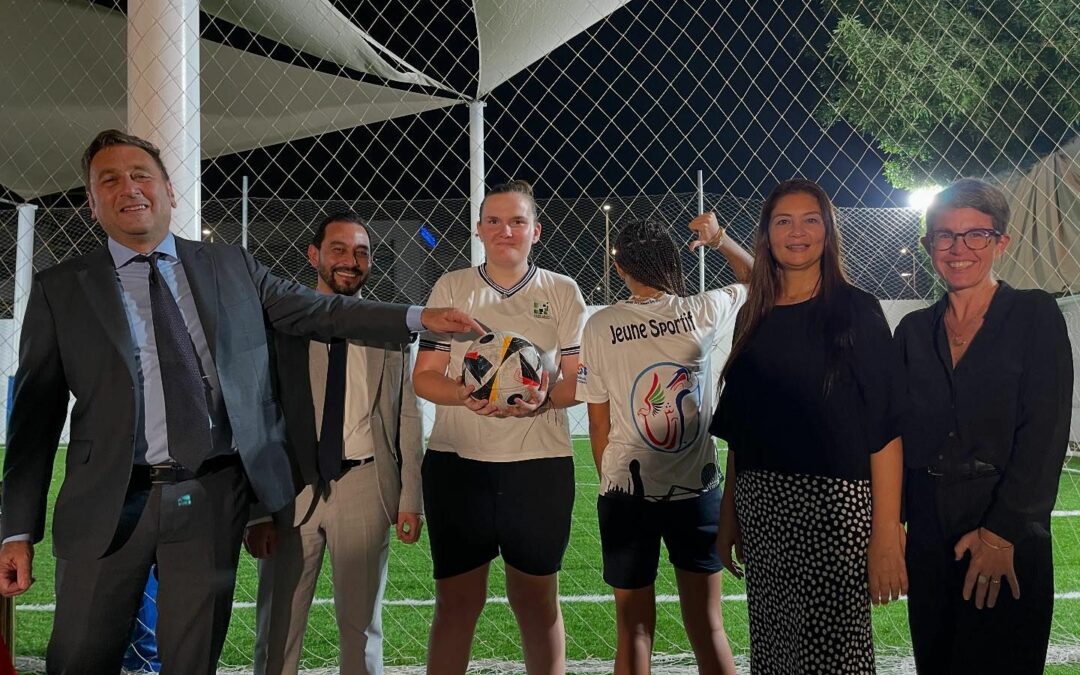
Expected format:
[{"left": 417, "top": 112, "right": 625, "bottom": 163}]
[
  {"left": 1, "top": 0, "right": 628, "bottom": 201},
  {"left": 996, "top": 135, "right": 1080, "bottom": 294},
  {"left": 0, "top": 0, "right": 632, "bottom": 461}
]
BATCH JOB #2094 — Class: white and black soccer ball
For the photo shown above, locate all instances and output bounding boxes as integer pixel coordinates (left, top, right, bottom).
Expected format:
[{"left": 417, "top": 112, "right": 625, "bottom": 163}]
[{"left": 462, "top": 331, "right": 544, "bottom": 410}]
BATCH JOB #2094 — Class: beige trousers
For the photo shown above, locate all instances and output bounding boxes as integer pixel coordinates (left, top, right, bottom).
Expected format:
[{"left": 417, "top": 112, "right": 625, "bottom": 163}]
[{"left": 253, "top": 461, "right": 391, "bottom": 675}]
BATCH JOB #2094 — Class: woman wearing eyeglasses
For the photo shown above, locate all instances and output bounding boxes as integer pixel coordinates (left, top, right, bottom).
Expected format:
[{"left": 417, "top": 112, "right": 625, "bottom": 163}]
[{"left": 894, "top": 178, "right": 1072, "bottom": 674}]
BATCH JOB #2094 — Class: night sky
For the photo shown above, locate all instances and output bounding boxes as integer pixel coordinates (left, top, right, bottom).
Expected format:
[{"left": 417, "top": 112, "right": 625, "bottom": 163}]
[
  {"left": 21, "top": 0, "right": 910, "bottom": 209},
  {"left": 0, "top": 0, "right": 930, "bottom": 317}
]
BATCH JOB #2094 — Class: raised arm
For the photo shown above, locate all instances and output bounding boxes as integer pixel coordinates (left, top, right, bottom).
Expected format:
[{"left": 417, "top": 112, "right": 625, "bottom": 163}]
[{"left": 688, "top": 212, "right": 754, "bottom": 283}]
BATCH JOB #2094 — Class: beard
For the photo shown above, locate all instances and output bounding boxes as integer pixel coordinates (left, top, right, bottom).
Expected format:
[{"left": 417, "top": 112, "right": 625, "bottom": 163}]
[{"left": 319, "top": 264, "right": 367, "bottom": 295}]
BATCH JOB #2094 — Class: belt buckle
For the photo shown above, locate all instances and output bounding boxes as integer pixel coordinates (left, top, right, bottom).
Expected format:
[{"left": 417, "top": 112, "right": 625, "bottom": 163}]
[
  {"left": 341, "top": 457, "right": 374, "bottom": 474},
  {"left": 149, "top": 466, "right": 173, "bottom": 484}
]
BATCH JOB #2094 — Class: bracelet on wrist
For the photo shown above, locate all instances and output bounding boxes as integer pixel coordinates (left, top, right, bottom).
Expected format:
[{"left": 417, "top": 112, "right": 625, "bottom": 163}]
[
  {"left": 978, "top": 529, "right": 1013, "bottom": 550},
  {"left": 706, "top": 227, "right": 726, "bottom": 249}
]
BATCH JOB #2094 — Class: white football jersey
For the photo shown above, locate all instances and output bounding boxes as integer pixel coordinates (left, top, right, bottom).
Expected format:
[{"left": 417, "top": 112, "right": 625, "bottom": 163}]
[
  {"left": 420, "top": 264, "right": 587, "bottom": 462},
  {"left": 577, "top": 286, "right": 747, "bottom": 501}
]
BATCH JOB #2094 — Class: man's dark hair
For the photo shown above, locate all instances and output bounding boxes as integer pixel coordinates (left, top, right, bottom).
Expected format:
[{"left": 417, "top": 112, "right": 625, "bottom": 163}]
[
  {"left": 926, "top": 178, "right": 1011, "bottom": 235},
  {"left": 82, "top": 129, "right": 171, "bottom": 184},
  {"left": 312, "top": 211, "right": 368, "bottom": 248},
  {"left": 613, "top": 220, "right": 687, "bottom": 296}
]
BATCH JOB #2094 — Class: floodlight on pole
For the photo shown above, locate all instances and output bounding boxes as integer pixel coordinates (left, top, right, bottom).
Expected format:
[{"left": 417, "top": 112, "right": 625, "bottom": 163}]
[{"left": 908, "top": 186, "right": 943, "bottom": 212}]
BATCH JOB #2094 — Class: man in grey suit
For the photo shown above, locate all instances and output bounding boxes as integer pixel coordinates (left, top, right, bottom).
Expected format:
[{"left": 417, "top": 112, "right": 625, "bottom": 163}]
[
  {"left": 246, "top": 213, "right": 424, "bottom": 675},
  {"left": 0, "top": 130, "right": 479, "bottom": 675}
]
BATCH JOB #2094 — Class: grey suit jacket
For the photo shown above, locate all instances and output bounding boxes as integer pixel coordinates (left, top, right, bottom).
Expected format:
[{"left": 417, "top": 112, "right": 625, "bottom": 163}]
[
  {"left": 273, "top": 333, "right": 424, "bottom": 521},
  {"left": 2, "top": 236, "right": 413, "bottom": 560}
]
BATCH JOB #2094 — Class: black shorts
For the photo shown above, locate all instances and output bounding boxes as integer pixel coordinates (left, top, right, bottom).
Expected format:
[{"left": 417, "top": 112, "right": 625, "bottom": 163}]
[
  {"left": 422, "top": 450, "right": 575, "bottom": 579},
  {"left": 598, "top": 488, "right": 723, "bottom": 589}
]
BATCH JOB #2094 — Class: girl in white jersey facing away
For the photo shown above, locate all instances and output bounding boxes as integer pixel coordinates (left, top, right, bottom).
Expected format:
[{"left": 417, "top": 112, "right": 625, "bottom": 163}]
[
  {"left": 414, "top": 180, "right": 586, "bottom": 675},
  {"left": 576, "top": 216, "right": 752, "bottom": 675}
]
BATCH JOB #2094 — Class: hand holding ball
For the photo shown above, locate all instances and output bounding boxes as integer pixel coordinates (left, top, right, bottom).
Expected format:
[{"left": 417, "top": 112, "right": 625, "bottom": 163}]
[{"left": 462, "top": 331, "right": 545, "bottom": 413}]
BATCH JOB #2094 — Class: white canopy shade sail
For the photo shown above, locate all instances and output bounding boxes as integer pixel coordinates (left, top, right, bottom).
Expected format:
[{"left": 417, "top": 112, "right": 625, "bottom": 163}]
[
  {"left": 203, "top": 0, "right": 454, "bottom": 93},
  {"left": 0, "top": 0, "right": 629, "bottom": 200},
  {"left": 474, "top": 0, "right": 630, "bottom": 96}
]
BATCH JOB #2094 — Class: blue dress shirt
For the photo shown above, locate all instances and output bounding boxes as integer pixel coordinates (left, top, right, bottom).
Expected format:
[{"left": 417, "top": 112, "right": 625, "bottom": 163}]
[{"left": 109, "top": 234, "right": 232, "bottom": 465}]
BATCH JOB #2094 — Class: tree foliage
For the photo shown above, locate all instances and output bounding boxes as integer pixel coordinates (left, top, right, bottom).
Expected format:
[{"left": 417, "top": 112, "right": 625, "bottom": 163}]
[{"left": 818, "top": 0, "right": 1079, "bottom": 188}]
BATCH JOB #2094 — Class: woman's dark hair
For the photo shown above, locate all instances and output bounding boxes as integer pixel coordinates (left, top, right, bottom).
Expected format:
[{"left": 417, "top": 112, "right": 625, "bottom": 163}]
[
  {"left": 613, "top": 220, "right": 687, "bottom": 296},
  {"left": 721, "top": 179, "right": 853, "bottom": 394},
  {"left": 481, "top": 179, "right": 538, "bottom": 221}
]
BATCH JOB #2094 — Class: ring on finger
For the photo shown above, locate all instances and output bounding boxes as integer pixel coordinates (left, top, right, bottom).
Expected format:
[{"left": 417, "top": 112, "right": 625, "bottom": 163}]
[
  {"left": 990, "top": 578, "right": 1001, "bottom": 585},
  {"left": 977, "top": 575, "right": 989, "bottom": 584}
]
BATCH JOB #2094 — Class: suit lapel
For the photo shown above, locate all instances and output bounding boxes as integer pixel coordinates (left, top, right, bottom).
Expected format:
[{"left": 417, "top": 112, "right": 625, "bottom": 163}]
[
  {"left": 363, "top": 343, "right": 386, "bottom": 414},
  {"left": 176, "top": 238, "right": 220, "bottom": 360},
  {"left": 78, "top": 246, "right": 138, "bottom": 386}
]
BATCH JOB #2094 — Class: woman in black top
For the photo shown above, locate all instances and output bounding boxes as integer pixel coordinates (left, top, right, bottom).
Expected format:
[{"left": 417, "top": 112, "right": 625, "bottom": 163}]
[
  {"left": 894, "top": 179, "right": 1072, "bottom": 674},
  {"left": 710, "top": 179, "right": 906, "bottom": 674}
]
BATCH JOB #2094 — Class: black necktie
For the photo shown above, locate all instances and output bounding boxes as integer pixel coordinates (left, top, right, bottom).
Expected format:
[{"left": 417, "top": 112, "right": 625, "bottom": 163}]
[
  {"left": 318, "top": 341, "right": 348, "bottom": 482},
  {"left": 136, "top": 253, "right": 213, "bottom": 469}
]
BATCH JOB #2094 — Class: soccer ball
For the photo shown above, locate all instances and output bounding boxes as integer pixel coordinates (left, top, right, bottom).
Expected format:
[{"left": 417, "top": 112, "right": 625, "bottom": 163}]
[{"left": 462, "top": 331, "right": 544, "bottom": 410}]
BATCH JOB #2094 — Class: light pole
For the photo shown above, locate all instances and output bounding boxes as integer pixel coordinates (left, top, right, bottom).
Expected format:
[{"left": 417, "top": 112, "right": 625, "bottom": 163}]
[
  {"left": 899, "top": 246, "right": 916, "bottom": 296},
  {"left": 603, "top": 203, "right": 612, "bottom": 304}
]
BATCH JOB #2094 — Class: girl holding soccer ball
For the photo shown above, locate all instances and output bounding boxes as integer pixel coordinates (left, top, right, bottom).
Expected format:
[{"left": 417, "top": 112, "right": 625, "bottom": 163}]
[
  {"left": 414, "top": 180, "right": 587, "bottom": 675},
  {"left": 576, "top": 216, "right": 752, "bottom": 674}
]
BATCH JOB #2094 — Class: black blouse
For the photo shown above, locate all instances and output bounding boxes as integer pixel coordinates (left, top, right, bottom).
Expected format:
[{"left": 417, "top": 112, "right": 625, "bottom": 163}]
[
  {"left": 711, "top": 285, "right": 901, "bottom": 482},
  {"left": 895, "top": 282, "right": 1073, "bottom": 543}
]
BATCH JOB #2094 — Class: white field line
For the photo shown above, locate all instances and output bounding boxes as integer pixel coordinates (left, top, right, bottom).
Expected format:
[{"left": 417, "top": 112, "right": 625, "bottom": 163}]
[
  {"left": 1063, "top": 466, "right": 1080, "bottom": 475},
  {"left": 17, "top": 648, "right": 1080, "bottom": 674},
  {"left": 16, "top": 591, "right": 1080, "bottom": 613}
]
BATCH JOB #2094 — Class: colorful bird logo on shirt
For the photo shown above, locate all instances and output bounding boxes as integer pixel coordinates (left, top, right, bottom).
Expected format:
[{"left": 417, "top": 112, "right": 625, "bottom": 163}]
[{"left": 630, "top": 362, "right": 701, "bottom": 453}]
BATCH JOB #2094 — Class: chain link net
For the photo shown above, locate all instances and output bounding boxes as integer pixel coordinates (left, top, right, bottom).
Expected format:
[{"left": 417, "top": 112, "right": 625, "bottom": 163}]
[{"left": 1, "top": 0, "right": 1077, "bottom": 672}]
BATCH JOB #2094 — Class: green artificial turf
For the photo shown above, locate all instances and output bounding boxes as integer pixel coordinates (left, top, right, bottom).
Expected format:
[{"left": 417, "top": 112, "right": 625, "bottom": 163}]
[{"left": 5, "top": 444, "right": 1080, "bottom": 672}]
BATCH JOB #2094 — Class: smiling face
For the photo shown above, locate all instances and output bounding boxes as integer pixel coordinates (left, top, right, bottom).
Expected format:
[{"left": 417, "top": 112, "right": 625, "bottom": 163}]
[
  {"left": 477, "top": 192, "right": 541, "bottom": 269},
  {"left": 87, "top": 144, "right": 176, "bottom": 250},
  {"left": 308, "top": 220, "right": 371, "bottom": 296},
  {"left": 924, "top": 206, "right": 1010, "bottom": 292},
  {"left": 767, "top": 191, "right": 826, "bottom": 272}
]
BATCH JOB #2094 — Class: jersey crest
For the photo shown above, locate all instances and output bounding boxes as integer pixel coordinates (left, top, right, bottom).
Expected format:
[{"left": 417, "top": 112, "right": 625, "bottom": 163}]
[{"left": 629, "top": 362, "right": 702, "bottom": 453}]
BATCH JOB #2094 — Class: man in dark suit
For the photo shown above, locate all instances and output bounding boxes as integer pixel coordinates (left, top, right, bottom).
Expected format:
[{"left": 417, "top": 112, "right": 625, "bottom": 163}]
[
  {"left": 0, "top": 129, "right": 479, "bottom": 675},
  {"left": 246, "top": 213, "right": 424, "bottom": 675}
]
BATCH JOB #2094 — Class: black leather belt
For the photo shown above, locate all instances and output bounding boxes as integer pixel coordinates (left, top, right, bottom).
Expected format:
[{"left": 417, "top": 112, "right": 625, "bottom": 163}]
[
  {"left": 133, "top": 454, "right": 242, "bottom": 485},
  {"left": 926, "top": 458, "right": 999, "bottom": 480},
  {"left": 341, "top": 457, "right": 375, "bottom": 473}
]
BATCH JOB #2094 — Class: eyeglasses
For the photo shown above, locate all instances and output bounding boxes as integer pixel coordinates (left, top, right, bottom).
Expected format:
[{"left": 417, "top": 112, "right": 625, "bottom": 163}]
[{"left": 926, "top": 229, "right": 1001, "bottom": 251}]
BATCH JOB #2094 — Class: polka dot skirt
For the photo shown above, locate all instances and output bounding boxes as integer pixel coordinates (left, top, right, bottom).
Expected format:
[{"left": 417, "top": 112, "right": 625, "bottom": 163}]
[{"left": 734, "top": 469, "right": 875, "bottom": 675}]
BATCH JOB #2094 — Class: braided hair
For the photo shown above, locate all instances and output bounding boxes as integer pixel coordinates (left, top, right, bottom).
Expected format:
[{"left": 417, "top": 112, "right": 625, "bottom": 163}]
[{"left": 614, "top": 220, "right": 687, "bottom": 296}]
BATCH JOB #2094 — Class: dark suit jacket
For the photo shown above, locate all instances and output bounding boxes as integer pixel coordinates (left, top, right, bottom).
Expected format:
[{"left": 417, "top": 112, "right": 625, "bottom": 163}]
[
  {"left": 895, "top": 283, "right": 1073, "bottom": 543},
  {"left": 2, "top": 236, "right": 412, "bottom": 560},
  {"left": 273, "top": 334, "right": 424, "bottom": 521}
]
